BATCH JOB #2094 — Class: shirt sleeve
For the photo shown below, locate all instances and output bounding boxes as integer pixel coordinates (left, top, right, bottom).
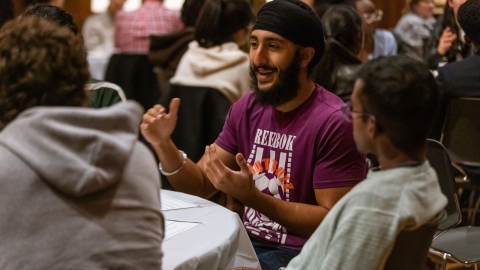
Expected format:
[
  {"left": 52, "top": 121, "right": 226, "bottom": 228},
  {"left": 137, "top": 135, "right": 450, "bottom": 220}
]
[
  {"left": 215, "top": 97, "right": 247, "bottom": 154},
  {"left": 313, "top": 111, "right": 367, "bottom": 189}
]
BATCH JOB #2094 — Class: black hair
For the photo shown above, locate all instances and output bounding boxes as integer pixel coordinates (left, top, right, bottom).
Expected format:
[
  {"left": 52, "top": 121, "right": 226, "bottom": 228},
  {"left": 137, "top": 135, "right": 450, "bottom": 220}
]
[
  {"left": 0, "top": 0, "right": 15, "bottom": 28},
  {"left": 356, "top": 56, "right": 439, "bottom": 153},
  {"left": 312, "top": 5, "right": 362, "bottom": 89},
  {"left": 23, "top": 4, "right": 78, "bottom": 35},
  {"left": 181, "top": 0, "right": 207, "bottom": 27},
  {"left": 195, "top": 0, "right": 254, "bottom": 48},
  {"left": 458, "top": 0, "right": 480, "bottom": 45},
  {"left": 441, "top": 3, "right": 459, "bottom": 35}
]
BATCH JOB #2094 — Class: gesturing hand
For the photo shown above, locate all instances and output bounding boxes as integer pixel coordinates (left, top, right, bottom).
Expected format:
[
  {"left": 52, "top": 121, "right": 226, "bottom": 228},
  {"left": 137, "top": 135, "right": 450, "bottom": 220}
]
[
  {"left": 204, "top": 144, "right": 257, "bottom": 204},
  {"left": 437, "top": 27, "right": 457, "bottom": 56},
  {"left": 140, "top": 98, "right": 180, "bottom": 146}
]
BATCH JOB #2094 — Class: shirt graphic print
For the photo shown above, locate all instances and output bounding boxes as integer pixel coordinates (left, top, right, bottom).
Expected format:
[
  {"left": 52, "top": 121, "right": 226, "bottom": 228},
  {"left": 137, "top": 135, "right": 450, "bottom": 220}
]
[{"left": 244, "top": 128, "right": 296, "bottom": 245}]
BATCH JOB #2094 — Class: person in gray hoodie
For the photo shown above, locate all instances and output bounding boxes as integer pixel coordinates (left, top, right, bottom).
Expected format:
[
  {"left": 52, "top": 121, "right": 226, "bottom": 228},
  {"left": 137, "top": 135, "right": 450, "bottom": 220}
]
[{"left": 0, "top": 16, "right": 164, "bottom": 269}]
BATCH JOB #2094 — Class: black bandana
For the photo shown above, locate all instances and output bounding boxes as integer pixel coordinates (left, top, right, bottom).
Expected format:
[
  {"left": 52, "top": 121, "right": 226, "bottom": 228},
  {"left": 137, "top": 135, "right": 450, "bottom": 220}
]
[{"left": 252, "top": 0, "right": 325, "bottom": 65}]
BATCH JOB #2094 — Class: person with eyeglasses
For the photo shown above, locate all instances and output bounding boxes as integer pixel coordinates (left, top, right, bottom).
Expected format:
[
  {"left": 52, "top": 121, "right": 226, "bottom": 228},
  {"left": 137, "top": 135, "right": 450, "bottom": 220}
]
[
  {"left": 341, "top": 0, "right": 398, "bottom": 62},
  {"left": 394, "top": 0, "right": 437, "bottom": 61},
  {"left": 282, "top": 55, "right": 447, "bottom": 270}
]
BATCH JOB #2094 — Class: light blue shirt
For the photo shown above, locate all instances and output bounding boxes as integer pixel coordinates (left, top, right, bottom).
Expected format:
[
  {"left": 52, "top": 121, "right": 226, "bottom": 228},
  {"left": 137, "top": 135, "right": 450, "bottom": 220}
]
[{"left": 369, "top": 29, "right": 398, "bottom": 60}]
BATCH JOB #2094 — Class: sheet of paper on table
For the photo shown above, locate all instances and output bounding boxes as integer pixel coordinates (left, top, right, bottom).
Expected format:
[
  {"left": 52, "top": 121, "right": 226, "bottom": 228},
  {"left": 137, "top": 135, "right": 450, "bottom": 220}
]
[
  {"left": 161, "top": 193, "right": 200, "bottom": 211},
  {"left": 164, "top": 220, "right": 202, "bottom": 241}
]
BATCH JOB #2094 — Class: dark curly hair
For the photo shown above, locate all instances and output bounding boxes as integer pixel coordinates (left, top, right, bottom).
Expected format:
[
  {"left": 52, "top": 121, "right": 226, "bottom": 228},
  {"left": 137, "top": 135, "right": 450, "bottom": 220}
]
[
  {"left": 0, "top": 17, "right": 89, "bottom": 130},
  {"left": 458, "top": 0, "right": 480, "bottom": 45}
]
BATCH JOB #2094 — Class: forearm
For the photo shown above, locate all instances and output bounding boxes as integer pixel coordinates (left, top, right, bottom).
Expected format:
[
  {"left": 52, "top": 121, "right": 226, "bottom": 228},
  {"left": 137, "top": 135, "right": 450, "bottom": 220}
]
[
  {"left": 243, "top": 190, "right": 329, "bottom": 238},
  {"left": 153, "top": 139, "right": 216, "bottom": 198}
]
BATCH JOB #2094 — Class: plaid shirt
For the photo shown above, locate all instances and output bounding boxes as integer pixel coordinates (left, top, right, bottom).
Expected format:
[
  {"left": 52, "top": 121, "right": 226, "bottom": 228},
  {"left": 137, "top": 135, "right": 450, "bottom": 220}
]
[{"left": 114, "top": 0, "right": 183, "bottom": 53}]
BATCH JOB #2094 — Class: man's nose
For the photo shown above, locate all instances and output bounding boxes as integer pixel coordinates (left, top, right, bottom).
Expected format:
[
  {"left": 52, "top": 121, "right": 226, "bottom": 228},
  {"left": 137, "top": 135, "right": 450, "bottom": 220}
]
[{"left": 251, "top": 47, "right": 268, "bottom": 67}]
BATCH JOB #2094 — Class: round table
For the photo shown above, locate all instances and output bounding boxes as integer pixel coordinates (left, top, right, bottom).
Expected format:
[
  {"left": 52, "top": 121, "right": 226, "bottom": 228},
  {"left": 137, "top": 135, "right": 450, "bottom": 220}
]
[{"left": 161, "top": 189, "right": 260, "bottom": 270}]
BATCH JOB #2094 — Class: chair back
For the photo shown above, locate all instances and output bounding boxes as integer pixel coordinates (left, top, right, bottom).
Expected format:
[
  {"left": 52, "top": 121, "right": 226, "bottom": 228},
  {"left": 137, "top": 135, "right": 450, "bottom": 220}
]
[
  {"left": 441, "top": 97, "right": 480, "bottom": 167},
  {"left": 162, "top": 83, "right": 231, "bottom": 162},
  {"left": 383, "top": 221, "right": 438, "bottom": 270},
  {"left": 104, "top": 53, "right": 161, "bottom": 111},
  {"left": 426, "top": 139, "right": 462, "bottom": 232}
]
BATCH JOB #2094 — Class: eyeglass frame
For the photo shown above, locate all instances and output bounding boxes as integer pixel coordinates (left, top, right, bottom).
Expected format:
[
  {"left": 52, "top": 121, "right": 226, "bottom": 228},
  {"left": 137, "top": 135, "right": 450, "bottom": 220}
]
[{"left": 341, "top": 101, "right": 374, "bottom": 122}]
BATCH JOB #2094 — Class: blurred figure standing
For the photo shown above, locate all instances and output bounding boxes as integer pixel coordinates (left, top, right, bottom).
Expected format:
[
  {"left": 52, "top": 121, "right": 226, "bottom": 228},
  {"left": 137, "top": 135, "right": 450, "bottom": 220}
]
[
  {"left": 114, "top": 0, "right": 183, "bottom": 53},
  {"left": 394, "top": 0, "right": 436, "bottom": 61},
  {"left": 83, "top": 0, "right": 126, "bottom": 54}
]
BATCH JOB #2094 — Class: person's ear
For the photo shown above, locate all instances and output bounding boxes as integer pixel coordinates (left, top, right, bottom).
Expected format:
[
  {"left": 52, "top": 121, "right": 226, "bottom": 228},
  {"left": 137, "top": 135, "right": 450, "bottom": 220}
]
[
  {"left": 366, "top": 116, "right": 378, "bottom": 139},
  {"left": 300, "top": 47, "right": 315, "bottom": 68}
]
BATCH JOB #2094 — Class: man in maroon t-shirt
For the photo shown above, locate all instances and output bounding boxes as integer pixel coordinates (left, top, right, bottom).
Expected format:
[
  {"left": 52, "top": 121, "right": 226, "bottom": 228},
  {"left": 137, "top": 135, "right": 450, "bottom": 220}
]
[{"left": 141, "top": 0, "right": 366, "bottom": 268}]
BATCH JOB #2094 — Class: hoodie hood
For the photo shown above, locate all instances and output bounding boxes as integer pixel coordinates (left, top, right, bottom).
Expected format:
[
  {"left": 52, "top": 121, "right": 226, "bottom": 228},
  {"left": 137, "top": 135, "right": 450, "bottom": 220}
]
[
  {"left": 185, "top": 41, "right": 249, "bottom": 77},
  {"left": 0, "top": 101, "right": 143, "bottom": 198}
]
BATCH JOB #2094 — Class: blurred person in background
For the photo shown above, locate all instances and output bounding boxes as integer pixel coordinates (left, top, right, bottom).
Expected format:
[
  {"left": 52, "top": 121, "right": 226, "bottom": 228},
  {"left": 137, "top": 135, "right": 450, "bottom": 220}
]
[
  {"left": 425, "top": 0, "right": 472, "bottom": 70},
  {"left": 148, "top": 0, "right": 207, "bottom": 92},
  {"left": 394, "top": 0, "right": 436, "bottom": 61},
  {"left": 0, "top": 16, "right": 164, "bottom": 269},
  {"left": 341, "top": 0, "right": 397, "bottom": 62},
  {"left": 83, "top": 0, "right": 126, "bottom": 54},
  {"left": 114, "top": 0, "right": 183, "bottom": 53},
  {"left": 312, "top": 5, "right": 363, "bottom": 102},
  {"left": 169, "top": 0, "right": 255, "bottom": 104},
  {"left": 430, "top": 0, "right": 480, "bottom": 141}
]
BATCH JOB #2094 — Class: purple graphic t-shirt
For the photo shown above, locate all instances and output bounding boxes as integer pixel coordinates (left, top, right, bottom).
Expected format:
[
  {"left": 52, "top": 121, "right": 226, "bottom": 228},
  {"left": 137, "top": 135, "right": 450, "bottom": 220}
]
[{"left": 215, "top": 85, "right": 366, "bottom": 250}]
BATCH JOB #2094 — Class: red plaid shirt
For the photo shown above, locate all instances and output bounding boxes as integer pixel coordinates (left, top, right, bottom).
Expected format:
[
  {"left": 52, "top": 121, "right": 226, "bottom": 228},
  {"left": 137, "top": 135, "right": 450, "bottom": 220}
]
[{"left": 114, "top": 0, "right": 183, "bottom": 53}]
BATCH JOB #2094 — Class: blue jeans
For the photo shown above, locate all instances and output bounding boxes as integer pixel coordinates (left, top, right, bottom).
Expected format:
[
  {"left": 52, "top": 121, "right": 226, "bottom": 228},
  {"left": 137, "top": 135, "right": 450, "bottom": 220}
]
[{"left": 250, "top": 237, "right": 300, "bottom": 270}]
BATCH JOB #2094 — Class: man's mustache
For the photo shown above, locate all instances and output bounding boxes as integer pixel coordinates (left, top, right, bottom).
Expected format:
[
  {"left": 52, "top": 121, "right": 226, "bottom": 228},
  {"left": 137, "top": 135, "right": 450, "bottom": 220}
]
[{"left": 251, "top": 65, "right": 277, "bottom": 73}]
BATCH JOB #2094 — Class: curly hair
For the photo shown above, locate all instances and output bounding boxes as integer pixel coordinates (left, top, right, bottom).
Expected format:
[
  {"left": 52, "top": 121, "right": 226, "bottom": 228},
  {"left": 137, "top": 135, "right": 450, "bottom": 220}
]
[
  {"left": 0, "top": 17, "right": 89, "bottom": 130},
  {"left": 458, "top": 0, "right": 480, "bottom": 45}
]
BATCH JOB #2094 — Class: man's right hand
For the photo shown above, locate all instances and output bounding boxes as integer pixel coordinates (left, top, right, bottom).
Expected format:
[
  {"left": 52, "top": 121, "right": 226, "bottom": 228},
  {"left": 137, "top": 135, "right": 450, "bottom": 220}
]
[{"left": 140, "top": 98, "right": 181, "bottom": 146}]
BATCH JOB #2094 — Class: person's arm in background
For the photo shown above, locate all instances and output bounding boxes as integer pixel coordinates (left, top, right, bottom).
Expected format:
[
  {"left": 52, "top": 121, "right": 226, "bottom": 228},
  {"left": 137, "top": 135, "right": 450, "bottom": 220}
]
[{"left": 425, "top": 18, "right": 457, "bottom": 70}]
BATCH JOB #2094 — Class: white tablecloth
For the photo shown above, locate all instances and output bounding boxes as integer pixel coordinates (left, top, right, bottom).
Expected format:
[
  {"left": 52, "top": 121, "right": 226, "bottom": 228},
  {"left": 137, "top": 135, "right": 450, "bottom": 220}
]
[{"left": 161, "top": 189, "right": 260, "bottom": 270}]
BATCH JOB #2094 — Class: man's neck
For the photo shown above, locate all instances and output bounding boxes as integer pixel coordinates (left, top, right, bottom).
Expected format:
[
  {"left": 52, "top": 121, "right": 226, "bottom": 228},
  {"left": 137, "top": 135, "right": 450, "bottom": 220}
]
[
  {"left": 374, "top": 138, "right": 425, "bottom": 171},
  {"left": 275, "top": 75, "right": 315, "bottom": 113}
]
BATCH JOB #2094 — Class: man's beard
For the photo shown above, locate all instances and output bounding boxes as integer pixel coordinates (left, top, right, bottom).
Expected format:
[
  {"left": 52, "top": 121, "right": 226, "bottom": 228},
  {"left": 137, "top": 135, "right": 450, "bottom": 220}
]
[{"left": 250, "top": 50, "right": 302, "bottom": 107}]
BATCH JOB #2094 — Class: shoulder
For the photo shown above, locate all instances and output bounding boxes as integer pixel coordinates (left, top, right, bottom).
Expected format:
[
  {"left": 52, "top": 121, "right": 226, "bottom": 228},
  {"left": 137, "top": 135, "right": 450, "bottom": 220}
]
[
  {"left": 438, "top": 57, "right": 474, "bottom": 77},
  {"left": 312, "top": 85, "right": 346, "bottom": 120}
]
